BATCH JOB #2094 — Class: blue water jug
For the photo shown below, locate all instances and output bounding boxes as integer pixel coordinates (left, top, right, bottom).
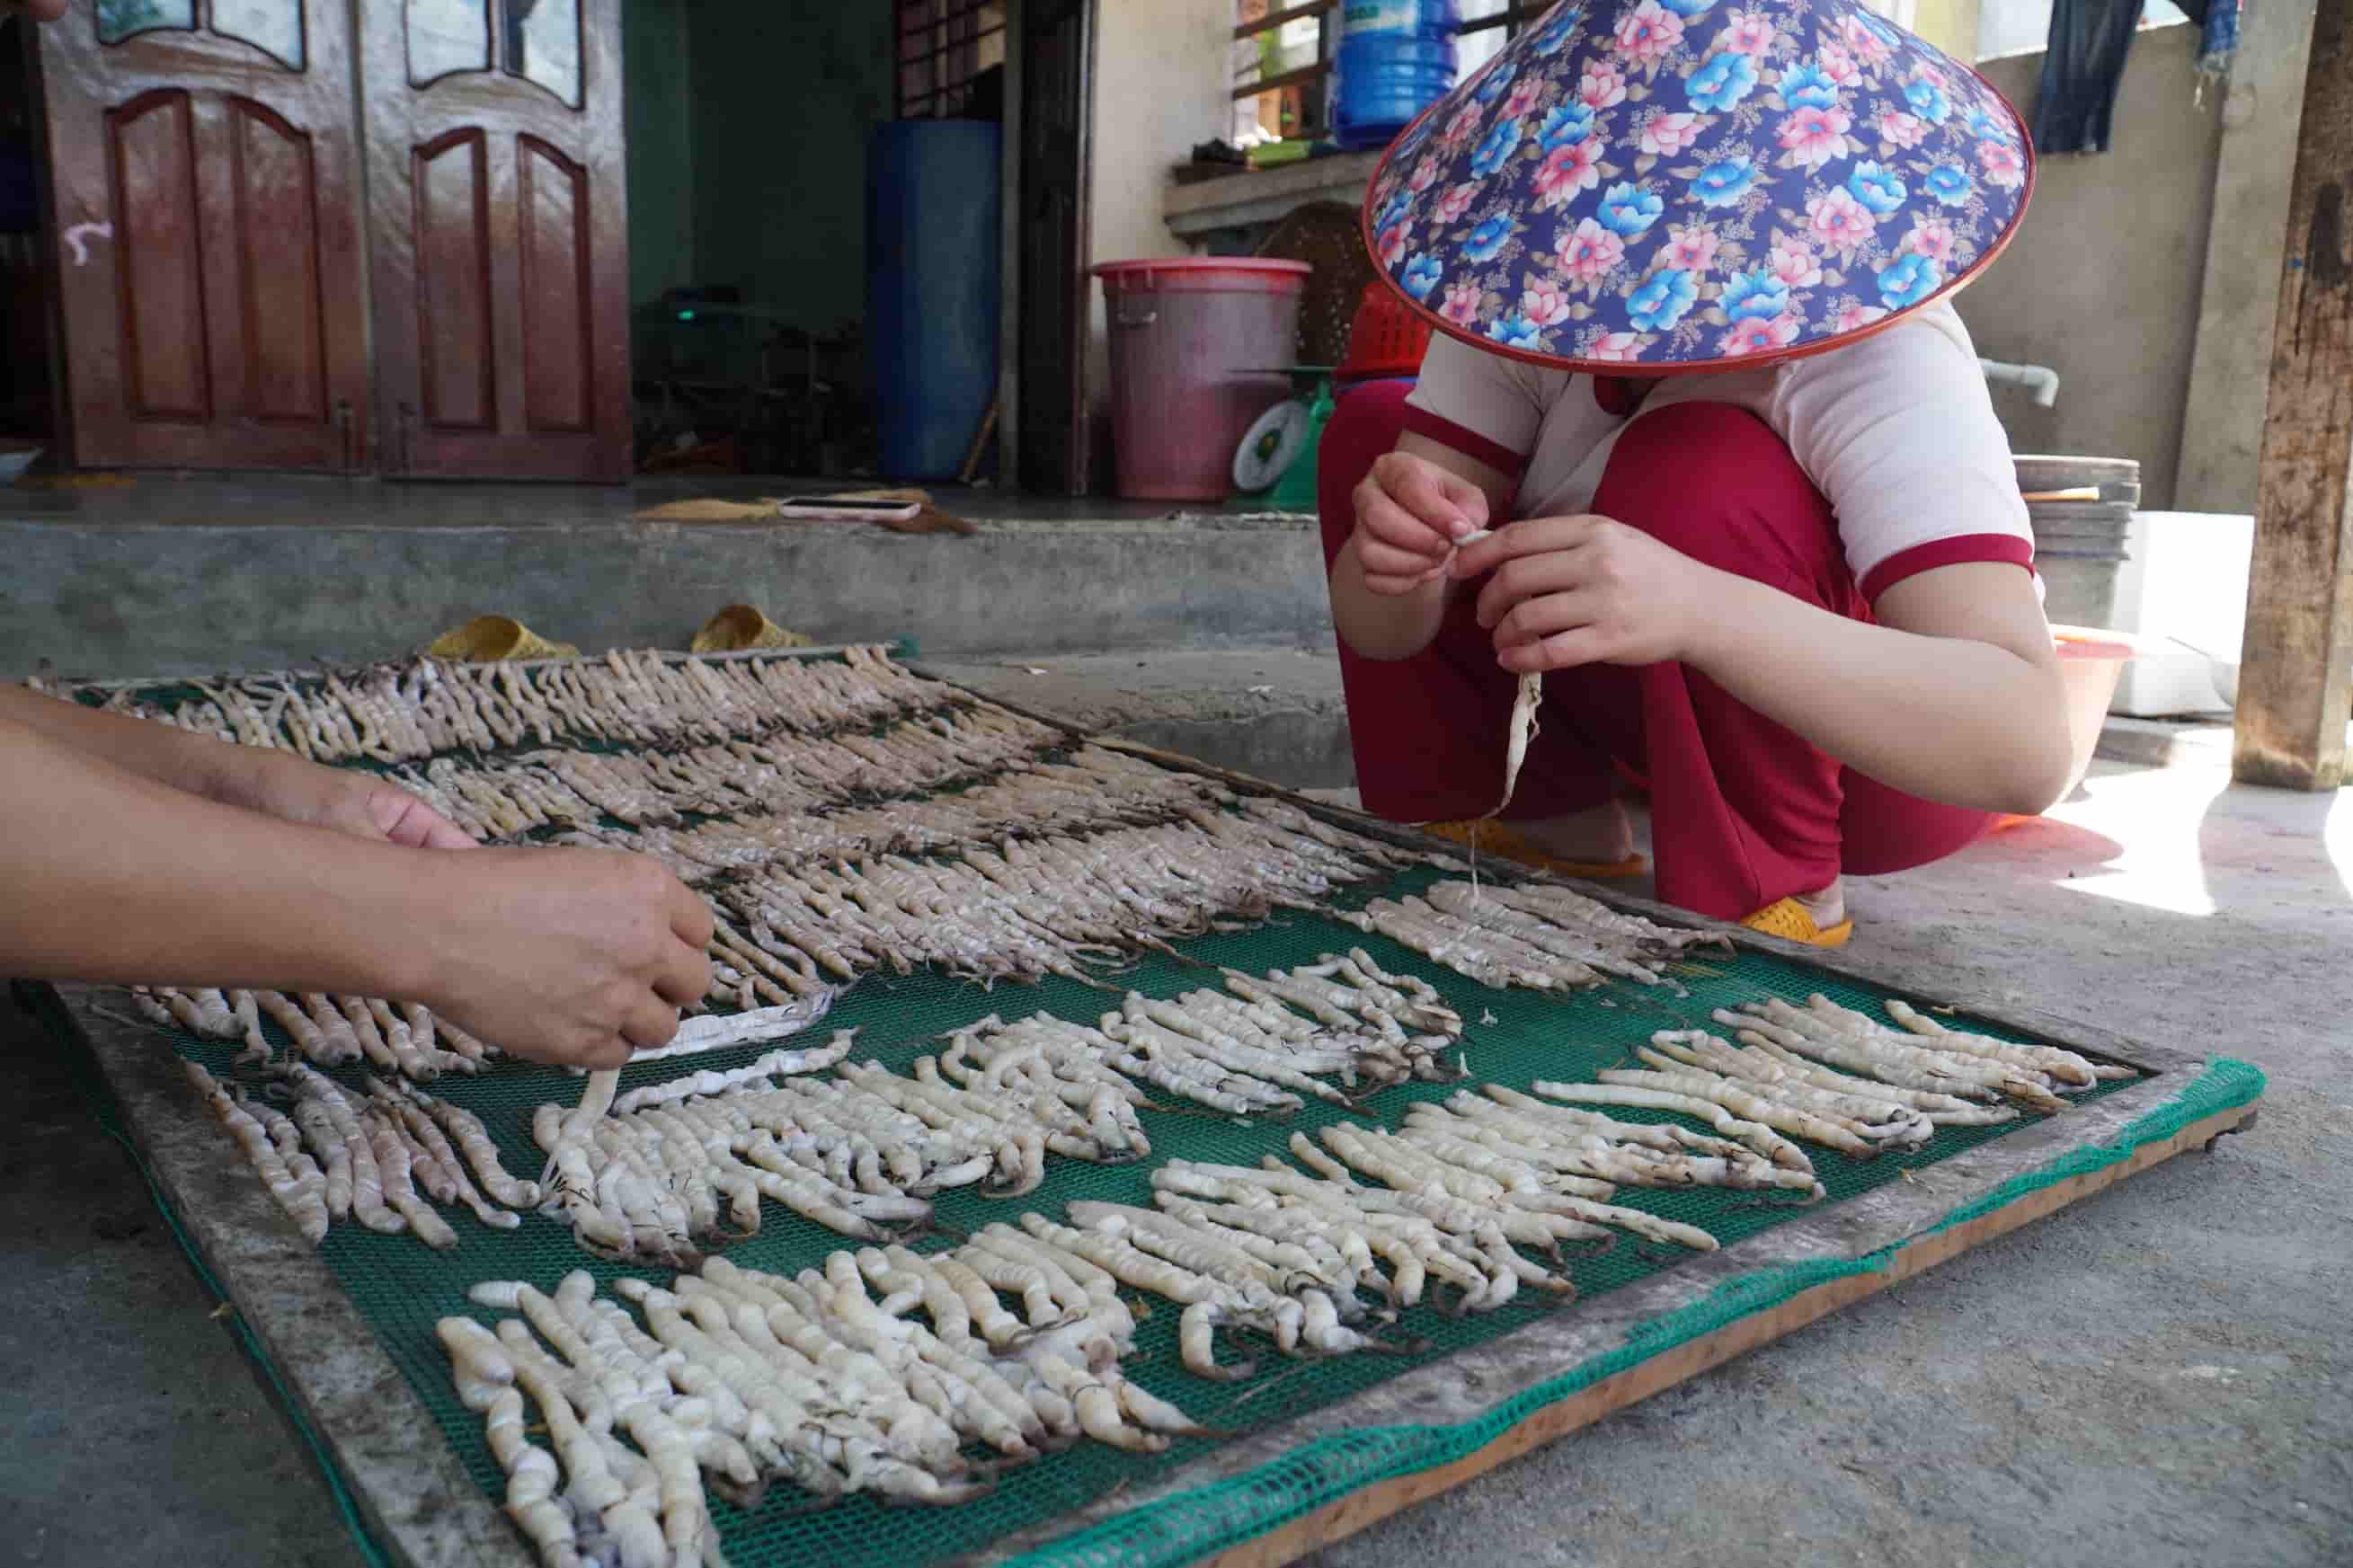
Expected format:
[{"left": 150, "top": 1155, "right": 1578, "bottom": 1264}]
[{"left": 1331, "top": 0, "right": 1459, "bottom": 154}]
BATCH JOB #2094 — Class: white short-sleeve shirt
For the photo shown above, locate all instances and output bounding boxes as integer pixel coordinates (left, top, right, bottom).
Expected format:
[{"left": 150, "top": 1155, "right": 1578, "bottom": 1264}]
[{"left": 1400, "top": 299, "right": 2035, "bottom": 603}]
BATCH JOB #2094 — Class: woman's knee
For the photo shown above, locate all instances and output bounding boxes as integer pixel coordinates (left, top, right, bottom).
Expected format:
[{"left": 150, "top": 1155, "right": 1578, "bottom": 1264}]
[{"left": 1593, "top": 401, "right": 1839, "bottom": 587}]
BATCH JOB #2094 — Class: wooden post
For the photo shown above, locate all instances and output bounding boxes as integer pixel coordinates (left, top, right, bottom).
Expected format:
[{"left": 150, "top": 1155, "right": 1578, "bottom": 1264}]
[{"left": 2234, "top": 1, "right": 2352, "bottom": 791}]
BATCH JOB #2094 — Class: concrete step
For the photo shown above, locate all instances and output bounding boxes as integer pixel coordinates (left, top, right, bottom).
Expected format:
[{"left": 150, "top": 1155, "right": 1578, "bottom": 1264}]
[
  {"left": 1, "top": 477, "right": 1331, "bottom": 680},
  {"left": 2095, "top": 714, "right": 2235, "bottom": 770},
  {"left": 923, "top": 647, "right": 1354, "bottom": 791}
]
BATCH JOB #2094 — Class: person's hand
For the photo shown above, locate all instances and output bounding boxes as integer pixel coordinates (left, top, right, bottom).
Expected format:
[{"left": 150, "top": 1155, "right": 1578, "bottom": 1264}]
[
  {"left": 416, "top": 846, "right": 715, "bottom": 1069},
  {"left": 1351, "top": 450, "right": 1490, "bottom": 595},
  {"left": 1454, "top": 515, "right": 1724, "bottom": 673},
  {"left": 209, "top": 749, "right": 477, "bottom": 849}
]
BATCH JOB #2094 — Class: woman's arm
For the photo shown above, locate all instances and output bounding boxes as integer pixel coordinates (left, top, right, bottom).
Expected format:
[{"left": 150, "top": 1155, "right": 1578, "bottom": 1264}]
[
  {"left": 1693, "top": 563, "right": 2075, "bottom": 816},
  {"left": 1687, "top": 315, "right": 2072, "bottom": 811},
  {"left": 0, "top": 684, "right": 475, "bottom": 847},
  {"left": 1, "top": 718, "right": 713, "bottom": 1067},
  {"left": 1459, "top": 523, "right": 2074, "bottom": 817},
  {"left": 1328, "top": 435, "right": 1517, "bottom": 661}
]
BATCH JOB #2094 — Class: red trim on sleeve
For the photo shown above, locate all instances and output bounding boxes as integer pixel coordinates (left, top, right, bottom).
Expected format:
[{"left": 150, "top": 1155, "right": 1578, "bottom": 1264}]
[
  {"left": 1399, "top": 404, "right": 1530, "bottom": 477},
  {"left": 1860, "top": 534, "right": 2037, "bottom": 602}
]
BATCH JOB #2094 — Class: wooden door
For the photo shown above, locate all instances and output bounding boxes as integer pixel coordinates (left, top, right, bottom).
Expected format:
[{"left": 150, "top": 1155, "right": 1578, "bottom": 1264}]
[
  {"left": 1015, "top": 0, "right": 1091, "bottom": 496},
  {"left": 32, "top": 0, "right": 371, "bottom": 471},
  {"left": 360, "top": 0, "right": 629, "bottom": 481}
]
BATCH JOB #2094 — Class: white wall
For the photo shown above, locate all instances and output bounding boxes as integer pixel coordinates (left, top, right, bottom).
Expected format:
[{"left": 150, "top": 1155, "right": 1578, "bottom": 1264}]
[
  {"left": 1977, "top": 0, "right": 2191, "bottom": 62},
  {"left": 1085, "top": 0, "right": 1233, "bottom": 480},
  {"left": 1958, "top": 26, "right": 2225, "bottom": 510}
]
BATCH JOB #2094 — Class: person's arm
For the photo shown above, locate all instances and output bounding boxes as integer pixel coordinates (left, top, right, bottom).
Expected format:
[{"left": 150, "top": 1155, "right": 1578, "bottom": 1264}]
[
  {"left": 1, "top": 718, "right": 715, "bottom": 1067},
  {"left": 1465, "top": 314, "right": 2072, "bottom": 816},
  {"left": 1457, "top": 525, "right": 2074, "bottom": 816},
  {"left": 1, "top": 684, "right": 476, "bottom": 847},
  {"left": 1700, "top": 561, "right": 2069, "bottom": 814},
  {"left": 1328, "top": 436, "right": 1516, "bottom": 660}
]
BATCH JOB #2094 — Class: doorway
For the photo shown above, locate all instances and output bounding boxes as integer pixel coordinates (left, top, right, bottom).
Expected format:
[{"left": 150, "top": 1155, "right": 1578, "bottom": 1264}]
[
  {"left": 1009, "top": 0, "right": 1091, "bottom": 496},
  {"left": 2, "top": 15, "right": 57, "bottom": 456},
  {"left": 619, "top": 2, "right": 901, "bottom": 483},
  {"left": 17, "top": 0, "right": 1095, "bottom": 490},
  {"left": 621, "top": 0, "right": 1094, "bottom": 494}
]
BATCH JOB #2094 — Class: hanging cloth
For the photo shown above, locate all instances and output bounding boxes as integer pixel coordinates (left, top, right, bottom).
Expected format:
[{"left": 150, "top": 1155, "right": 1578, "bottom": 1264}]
[
  {"left": 2032, "top": 0, "right": 2147, "bottom": 155},
  {"left": 2172, "top": 0, "right": 2244, "bottom": 88}
]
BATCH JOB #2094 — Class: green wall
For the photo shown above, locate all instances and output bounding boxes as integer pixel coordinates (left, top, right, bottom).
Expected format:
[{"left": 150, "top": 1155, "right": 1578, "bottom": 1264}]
[
  {"left": 624, "top": 0, "right": 892, "bottom": 332},
  {"left": 685, "top": 2, "right": 896, "bottom": 335},
  {"left": 623, "top": 0, "right": 696, "bottom": 308}
]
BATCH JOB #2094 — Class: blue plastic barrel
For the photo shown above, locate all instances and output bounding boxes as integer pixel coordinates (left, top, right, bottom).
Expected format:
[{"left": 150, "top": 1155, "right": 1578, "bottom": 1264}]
[
  {"left": 868, "top": 121, "right": 1001, "bottom": 480},
  {"left": 1331, "top": 0, "right": 1458, "bottom": 153}
]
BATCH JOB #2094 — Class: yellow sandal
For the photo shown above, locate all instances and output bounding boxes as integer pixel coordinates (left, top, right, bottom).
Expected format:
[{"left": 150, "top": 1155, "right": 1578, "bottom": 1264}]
[
  {"left": 1421, "top": 819, "right": 1648, "bottom": 881},
  {"left": 1739, "top": 896, "right": 1855, "bottom": 949}
]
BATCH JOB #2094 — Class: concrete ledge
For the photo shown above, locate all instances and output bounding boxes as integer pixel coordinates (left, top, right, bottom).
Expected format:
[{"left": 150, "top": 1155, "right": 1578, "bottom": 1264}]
[
  {"left": 924, "top": 648, "right": 1354, "bottom": 791},
  {"left": 0, "top": 514, "right": 1334, "bottom": 680},
  {"left": 1163, "top": 151, "right": 1382, "bottom": 237}
]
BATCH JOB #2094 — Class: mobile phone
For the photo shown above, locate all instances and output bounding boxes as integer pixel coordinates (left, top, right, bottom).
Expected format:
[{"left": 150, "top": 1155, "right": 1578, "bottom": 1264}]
[{"left": 773, "top": 497, "right": 923, "bottom": 522}]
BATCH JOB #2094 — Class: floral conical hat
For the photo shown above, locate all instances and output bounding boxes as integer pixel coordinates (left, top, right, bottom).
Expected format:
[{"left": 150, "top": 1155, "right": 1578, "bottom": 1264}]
[{"left": 1363, "top": 0, "right": 2032, "bottom": 372}]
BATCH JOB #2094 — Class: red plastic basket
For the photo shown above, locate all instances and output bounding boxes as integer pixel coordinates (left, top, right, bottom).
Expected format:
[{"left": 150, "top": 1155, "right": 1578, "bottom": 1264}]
[{"left": 1335, "top": 280, "right": 1434, "bottom": 386}]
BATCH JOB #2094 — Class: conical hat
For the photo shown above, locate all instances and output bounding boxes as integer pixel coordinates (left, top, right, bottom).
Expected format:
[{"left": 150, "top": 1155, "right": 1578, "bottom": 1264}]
[{"left": 1363, "top": 0, "right": 2032, "bottom": 373}]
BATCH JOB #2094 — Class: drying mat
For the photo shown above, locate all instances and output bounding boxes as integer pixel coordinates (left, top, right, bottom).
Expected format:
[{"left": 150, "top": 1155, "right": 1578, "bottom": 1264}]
[{"left": 39, "top": 656, "right": 2265, "bottom": 1568}]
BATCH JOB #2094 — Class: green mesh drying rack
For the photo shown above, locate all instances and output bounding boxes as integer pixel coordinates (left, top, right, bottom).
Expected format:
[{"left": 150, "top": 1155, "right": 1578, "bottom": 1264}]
[{"left": 41, "top": 646, "right": 2265, "bottom": 1568}]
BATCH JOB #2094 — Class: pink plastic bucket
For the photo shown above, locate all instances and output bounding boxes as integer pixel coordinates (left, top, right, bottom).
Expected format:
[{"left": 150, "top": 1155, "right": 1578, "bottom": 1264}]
[{"left": 1095, "top": 258, "right": 1310, "bottom": 501}]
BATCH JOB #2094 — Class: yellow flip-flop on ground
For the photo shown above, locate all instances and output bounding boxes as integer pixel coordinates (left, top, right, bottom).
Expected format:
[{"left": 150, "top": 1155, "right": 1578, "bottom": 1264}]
[
  {"left": 424, "top": 616, "right": 578, "bottom": 661},
  {"left": 1740, "top": 896, "right": 1854, "bottom": 948},
  {"left": 691, "top": 605, "right": 811, "bottom": 653}
]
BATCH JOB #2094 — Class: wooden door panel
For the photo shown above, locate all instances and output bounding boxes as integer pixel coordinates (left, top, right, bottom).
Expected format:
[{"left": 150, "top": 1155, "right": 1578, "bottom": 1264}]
[
  {"left": 413, "top": 128, "right": 495, "bottom": 430},
  {"left": 107, "top": 86, "right": 210, "bottom": 421},
  {"left": 516, "top": 134, "right": 589, "bottom": 433},
  {"left": 362, "top": 0, "right": 629, "bottom": 481},
  {"left": 226, "top": 97, "right": 326, "bottom": 424},
  {"left": 35, "top": 1, "right": 369, "bottom": 472}
]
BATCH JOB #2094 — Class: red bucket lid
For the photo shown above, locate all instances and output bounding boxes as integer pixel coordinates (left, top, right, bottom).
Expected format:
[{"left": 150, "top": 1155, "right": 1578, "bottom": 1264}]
[{"left": 1093, "top": 257, "right": 1313, "bottom": 292}]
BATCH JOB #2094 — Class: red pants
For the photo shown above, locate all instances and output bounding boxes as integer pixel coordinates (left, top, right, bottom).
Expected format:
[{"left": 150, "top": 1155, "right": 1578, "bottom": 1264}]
[{"left": 1318, "top": 380, "right": 1993, "bottom": 922}]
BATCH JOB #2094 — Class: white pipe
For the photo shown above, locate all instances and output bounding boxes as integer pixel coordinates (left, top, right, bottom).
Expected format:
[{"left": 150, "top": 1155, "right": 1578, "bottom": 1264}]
[{"left": 1979, "top": 358, "right": 2060, "bottom": 409}]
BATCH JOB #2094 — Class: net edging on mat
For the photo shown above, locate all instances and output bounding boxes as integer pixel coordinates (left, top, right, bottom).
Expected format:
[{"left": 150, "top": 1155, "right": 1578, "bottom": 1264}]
[
  {"left": 43, "top": 994, "right": 2261, "bottom": 1568},
  {"left": 1001, "top": 1057, "right": 2268, "bottom": 1568}
]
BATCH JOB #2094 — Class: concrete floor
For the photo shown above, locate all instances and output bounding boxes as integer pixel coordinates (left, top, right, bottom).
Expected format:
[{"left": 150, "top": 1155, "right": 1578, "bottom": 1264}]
[
  {"left": 1, "top": 985, "right": 365, "bottom": 1568},
  {"left": 4, "top": 749, "right": 2347, "bottom": 1568}
]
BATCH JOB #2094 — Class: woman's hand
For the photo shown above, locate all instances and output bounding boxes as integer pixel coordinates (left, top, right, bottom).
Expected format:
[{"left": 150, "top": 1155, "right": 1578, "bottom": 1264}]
[
  {"left": 414, "top": 846, "right": 715, "bottom": 1069},
  {"left": 0, "top": 687, "right": 477, "bottom": 849},
  {"left": 2, "top": 722, "right": 711, "bottom": 1071},
  {"left": 1351, "top": 450, "right": 1492, "bottom": 595},
  {"left": 209, "top": 749, "right": 477, "bottom": 849},
  {"left": 1453, "top": 514, "right": 1726, "bottom": 673}
]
